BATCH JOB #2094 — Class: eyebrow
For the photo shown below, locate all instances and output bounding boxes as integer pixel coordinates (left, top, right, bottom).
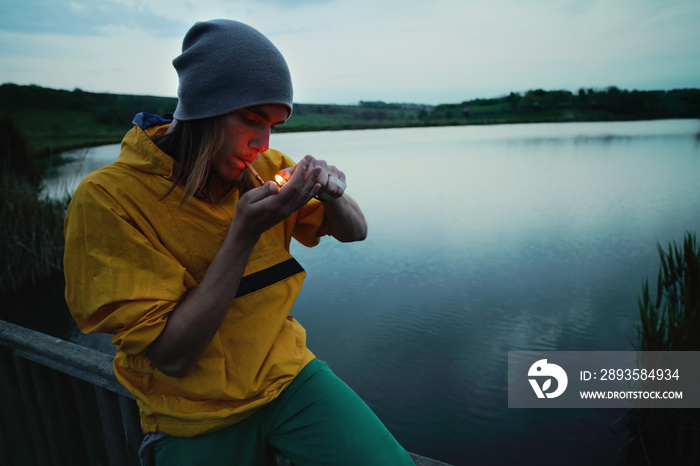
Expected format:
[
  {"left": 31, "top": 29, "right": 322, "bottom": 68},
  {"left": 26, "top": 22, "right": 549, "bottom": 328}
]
[{"left": 243, "top": 107, "right": 288, "bottom": 126}]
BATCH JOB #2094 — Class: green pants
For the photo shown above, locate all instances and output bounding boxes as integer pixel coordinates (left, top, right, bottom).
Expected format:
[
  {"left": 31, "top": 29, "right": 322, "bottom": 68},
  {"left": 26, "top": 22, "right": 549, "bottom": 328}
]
[{"left": 153, "top": 359, "right": 414, "bottom": 466}]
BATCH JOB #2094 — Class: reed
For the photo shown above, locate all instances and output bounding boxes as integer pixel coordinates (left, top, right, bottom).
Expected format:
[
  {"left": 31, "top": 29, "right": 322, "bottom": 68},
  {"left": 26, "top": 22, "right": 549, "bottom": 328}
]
[
  {"left": 637, "top": 232, "right": 700, "bottom": 351},
  {"left": 0, "top": 175, "right": 69, "bottom": 294},
  {"left": 624, "top": 232, "right": 700, "bottom": 465}
]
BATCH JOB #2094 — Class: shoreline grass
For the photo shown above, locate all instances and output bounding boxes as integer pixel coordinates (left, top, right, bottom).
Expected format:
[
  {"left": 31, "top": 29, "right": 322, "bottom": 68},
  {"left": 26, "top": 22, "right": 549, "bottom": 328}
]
[
  {"left": 624, "top": 232, "right": 700, "bottom": 465},
  {"left": 0, "top": 175, "right": 69, "bottom": 294}
]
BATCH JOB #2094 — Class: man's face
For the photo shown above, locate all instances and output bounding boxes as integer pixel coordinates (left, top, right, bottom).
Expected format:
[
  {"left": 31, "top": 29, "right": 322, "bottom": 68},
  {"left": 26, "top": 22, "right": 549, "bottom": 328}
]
[{"left": 213, "top": 103, "right": 289, "bottom": 183}]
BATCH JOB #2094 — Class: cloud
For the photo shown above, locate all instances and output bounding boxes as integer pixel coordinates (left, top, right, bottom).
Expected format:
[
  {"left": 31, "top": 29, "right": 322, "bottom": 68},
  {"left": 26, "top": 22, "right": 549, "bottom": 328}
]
[
  {"left": 252, "top": 0, "right": 334, "bottom": 7},
  {"left": 0, "top": 0, "right": 187, "bottom": 37},
  {"left": 0, "top": 0, "right": 698, "bottom": 103}
]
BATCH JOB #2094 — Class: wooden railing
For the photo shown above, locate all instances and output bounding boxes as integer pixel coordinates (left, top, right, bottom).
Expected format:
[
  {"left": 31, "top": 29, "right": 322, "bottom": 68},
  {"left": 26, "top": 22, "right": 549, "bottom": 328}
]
[
  {"left": 0, "top": 319, "right": 142, "bottom": 466},
  {"left": 0, "top": 319, "right": 451, "bottom": 466}
]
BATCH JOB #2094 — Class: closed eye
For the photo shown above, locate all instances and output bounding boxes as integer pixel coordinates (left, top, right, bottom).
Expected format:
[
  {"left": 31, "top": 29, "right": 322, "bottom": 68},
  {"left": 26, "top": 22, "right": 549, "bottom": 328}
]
[
  {"left": 239, "top": 112, "right": 263, "bottom": 127},
  {"left": 235, "top": 106, "right": 289, "bottom": 131}
]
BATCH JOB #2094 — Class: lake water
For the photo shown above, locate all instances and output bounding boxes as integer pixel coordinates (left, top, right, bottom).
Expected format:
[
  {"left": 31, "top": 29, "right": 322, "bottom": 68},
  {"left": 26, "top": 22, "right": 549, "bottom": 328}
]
[{"left": 44, "top": 119, "right": 700, "bottom": 465}]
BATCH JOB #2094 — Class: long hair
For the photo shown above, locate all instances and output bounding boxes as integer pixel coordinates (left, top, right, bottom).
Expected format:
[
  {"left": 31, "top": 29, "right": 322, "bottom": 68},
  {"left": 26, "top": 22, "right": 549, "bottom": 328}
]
[{"left": 154, "top": 115, "right": 255, "bottom": 205}]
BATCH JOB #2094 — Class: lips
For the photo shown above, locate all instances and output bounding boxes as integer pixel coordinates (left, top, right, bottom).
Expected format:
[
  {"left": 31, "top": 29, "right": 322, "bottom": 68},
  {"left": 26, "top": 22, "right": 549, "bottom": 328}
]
[{"left": 228, "top": 155, "right": 250, "bottom": 171}]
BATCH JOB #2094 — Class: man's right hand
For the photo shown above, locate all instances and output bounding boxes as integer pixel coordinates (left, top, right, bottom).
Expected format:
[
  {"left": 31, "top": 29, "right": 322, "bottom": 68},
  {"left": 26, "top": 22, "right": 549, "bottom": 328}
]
[{"left": 234, "top": 157, "right": 322, "bottom": 236}]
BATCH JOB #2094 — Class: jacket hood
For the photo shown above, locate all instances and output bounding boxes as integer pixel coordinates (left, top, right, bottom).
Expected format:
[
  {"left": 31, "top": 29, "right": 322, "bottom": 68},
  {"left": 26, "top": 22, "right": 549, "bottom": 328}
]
[{"left": 117, "top": 113, "right": 176, "bottom": 178}]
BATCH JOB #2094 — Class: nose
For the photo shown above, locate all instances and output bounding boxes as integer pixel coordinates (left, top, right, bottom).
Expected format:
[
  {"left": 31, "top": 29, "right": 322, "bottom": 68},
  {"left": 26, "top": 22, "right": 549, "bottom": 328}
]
[{"left": 249, "top": 127, "right": 270, "bottom": 154}]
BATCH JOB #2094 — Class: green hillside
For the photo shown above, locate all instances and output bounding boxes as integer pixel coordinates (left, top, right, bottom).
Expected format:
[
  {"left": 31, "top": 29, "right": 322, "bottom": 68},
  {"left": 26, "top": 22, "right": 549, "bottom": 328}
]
[
  {"left": 1, "top": 83, "right": 699, "bottom": 159},
  {"left": 0, "top": 84, "right": 177, "bottom": 155}
]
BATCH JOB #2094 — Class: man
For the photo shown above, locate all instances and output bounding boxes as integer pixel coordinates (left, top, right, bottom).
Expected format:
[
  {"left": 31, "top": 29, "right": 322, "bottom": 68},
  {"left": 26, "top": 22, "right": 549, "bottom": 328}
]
[{"left": 63, "top": 19, "right": 413, "bottom": 465}]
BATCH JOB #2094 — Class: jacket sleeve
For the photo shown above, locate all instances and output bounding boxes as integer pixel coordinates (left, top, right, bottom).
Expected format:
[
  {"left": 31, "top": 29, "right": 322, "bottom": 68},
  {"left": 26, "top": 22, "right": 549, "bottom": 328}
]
[
  {"left": 63, "top": 176, "right": 192, "bottom": 356},
  {"left": 291, "top": 198, "right": 328, "bottom": 247}
]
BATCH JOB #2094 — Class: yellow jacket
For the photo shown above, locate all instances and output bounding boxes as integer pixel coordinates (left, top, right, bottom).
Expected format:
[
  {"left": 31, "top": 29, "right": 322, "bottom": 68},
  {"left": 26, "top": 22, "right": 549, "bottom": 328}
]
[{"left": 64, "top": 114, "right": 327, "bottom": 437}]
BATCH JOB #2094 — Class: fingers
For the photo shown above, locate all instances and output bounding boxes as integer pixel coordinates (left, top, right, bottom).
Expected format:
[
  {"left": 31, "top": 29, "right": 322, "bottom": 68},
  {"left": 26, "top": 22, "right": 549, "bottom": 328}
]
[
  {"left": 314, "top": 175, "right": 345, "bottom": 201},
  {"left": 261, "top": 160, "right": 319, "bottom": 213},
  {"left": 269, "top": 154, "right": 348, "bottom": 205},
  {"left": 297, "top": 155, "right": 346, "bottom": 198},
  {"left": 323, "top": 175, "right": 346, "bottom": 193},
  {"left": 285, "top": 158, "right": 319, "bottom": 197},
  {"left": 245, "top": 181, "right": 279, "bottom": 203}
]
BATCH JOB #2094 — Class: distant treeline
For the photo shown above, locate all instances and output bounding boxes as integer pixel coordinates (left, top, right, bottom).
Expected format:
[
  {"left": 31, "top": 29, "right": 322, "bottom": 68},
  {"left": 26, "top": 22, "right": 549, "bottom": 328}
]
[
  {"left": 1, "top": 83, "right": 699, "bottom": 160},
  {"left": 430, "top": 87, "right": 700, "bottom": 120}
]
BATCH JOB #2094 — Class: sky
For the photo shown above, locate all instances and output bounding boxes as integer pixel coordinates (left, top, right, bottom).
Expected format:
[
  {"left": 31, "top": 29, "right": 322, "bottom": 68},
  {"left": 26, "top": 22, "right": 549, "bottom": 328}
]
[{"left": 0, "top": 0, "right": 699, "bottom": 105}]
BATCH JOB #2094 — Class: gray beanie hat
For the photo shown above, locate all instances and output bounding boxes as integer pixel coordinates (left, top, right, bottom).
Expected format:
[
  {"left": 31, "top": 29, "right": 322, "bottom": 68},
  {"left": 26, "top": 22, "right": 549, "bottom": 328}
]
[{"left": 172, "top": 19, "right": 293, "bottom": 121}]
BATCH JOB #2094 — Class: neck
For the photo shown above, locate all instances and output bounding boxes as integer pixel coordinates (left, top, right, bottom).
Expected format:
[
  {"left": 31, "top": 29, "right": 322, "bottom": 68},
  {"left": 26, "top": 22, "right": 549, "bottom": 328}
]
[{"left": 207, "top": 176, "right": 235, "bottom": 203}]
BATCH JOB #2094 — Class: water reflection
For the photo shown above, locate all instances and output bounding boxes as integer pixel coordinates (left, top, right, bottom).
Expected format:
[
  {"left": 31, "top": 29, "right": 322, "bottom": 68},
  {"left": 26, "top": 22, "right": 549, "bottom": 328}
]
[
  {"left": 41, "top": 145, "right": 121, "bottom": 199},
  {"left": 48, "top": 119, "right": 700, "bottom": 465},
  {"left": 274, "top": 119, "right": 700, "bottom": 465}
]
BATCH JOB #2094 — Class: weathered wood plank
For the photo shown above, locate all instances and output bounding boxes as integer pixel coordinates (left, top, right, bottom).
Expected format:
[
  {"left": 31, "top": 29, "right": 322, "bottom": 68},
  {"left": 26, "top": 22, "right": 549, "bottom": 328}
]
[
  {"left": 0, "top": 320, "right": 454, "bottom": 466},
  {"left": 28, "top": 361, "right": 62, "bottom": 465},
  {"left": 72, "top": 377, "right": 109, "bottom": 466},
  {"left": 0, "top": 320, "right": 129, "bottom": 398},
  {"left": 95, "top": 385, "right": 131, "bottom": 466},
  {"left": 12, "top": 354, "right": 50, "bottom": 466},
  {"left": 50, "top": 368, "right": 90, "bottom": 465},
  {"left": 119, "top": 394, "right": 144, "bottom": 463},
  {"left": 0, "top": 346, "right": 28, "bottom": 466}
]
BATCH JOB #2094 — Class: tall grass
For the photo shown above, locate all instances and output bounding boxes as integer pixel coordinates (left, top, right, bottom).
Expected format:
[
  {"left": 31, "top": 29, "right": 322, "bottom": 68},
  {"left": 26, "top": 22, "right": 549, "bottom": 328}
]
[
  {"left": 0, "top": 175, "right": 69, "bottom": 294},
  {"left": 624, "top": 232, "right": 700, "bottom": 465},
  {"left": 637, "top": 232, "right": 700, "bottom": 351},
  {"left": 1, "top": 109, "right": 69, "bottom": 294}
]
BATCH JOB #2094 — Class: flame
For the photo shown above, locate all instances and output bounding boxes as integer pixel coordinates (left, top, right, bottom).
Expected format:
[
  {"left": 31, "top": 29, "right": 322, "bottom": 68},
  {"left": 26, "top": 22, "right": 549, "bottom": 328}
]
[{"left": 275, "top": 174, "right": 285, "bottom": 186}]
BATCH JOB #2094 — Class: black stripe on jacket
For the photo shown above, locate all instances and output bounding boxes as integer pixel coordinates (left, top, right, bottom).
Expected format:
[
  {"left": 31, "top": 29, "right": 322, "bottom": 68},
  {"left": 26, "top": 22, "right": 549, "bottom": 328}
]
[{"left": 234, "top": 258, "right": 305, "bottom": 298}]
